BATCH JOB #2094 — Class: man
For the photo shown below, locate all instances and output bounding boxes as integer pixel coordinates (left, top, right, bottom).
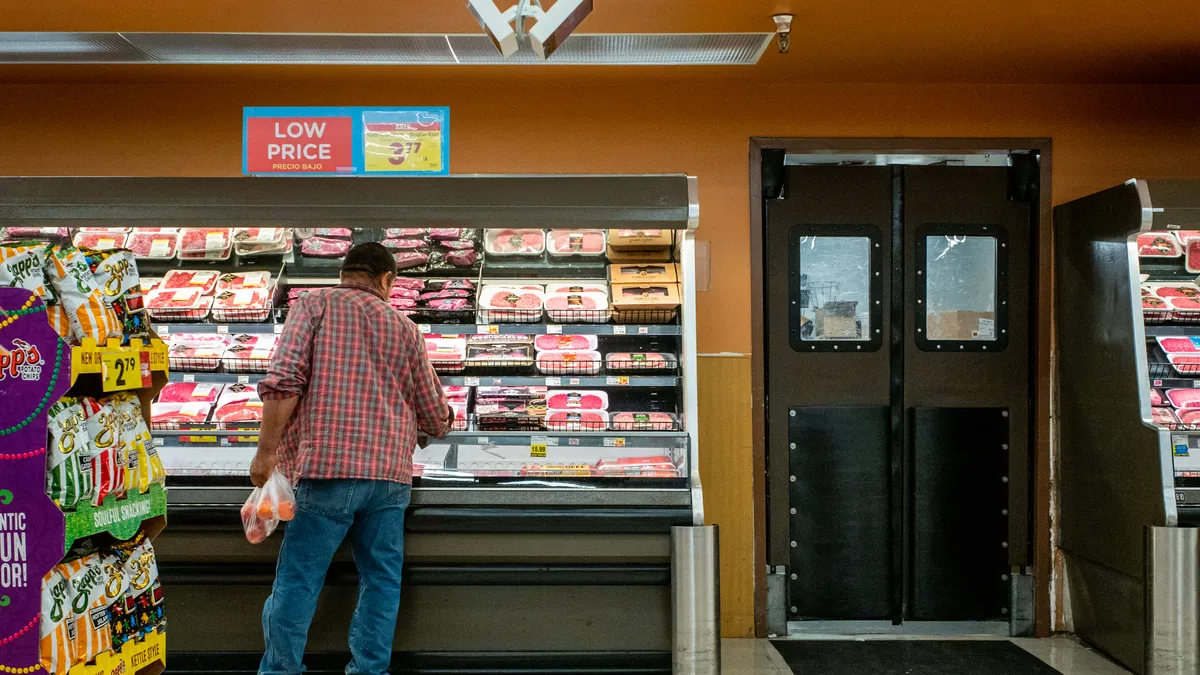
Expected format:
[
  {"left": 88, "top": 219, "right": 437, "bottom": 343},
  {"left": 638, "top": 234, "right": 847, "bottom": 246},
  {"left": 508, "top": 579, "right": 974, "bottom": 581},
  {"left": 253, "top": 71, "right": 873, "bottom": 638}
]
[{"left": 251, "top": 241, "right": 453, "bottom": 675}]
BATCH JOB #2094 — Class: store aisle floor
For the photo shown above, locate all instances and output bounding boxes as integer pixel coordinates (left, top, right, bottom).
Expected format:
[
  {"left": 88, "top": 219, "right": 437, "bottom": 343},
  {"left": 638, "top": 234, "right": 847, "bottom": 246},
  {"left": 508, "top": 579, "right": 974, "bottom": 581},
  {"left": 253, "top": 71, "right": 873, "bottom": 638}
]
[{"left": 723, "top": 636, "right": 1132, "bottom": 674}]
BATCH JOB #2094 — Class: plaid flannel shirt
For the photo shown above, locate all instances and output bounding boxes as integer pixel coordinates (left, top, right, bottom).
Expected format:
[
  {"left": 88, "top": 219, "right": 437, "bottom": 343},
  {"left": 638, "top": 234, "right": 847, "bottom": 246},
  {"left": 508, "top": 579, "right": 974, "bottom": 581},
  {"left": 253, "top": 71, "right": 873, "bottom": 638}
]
[{"left": 259, "top": 280, "right": 450, "bottom": 484}]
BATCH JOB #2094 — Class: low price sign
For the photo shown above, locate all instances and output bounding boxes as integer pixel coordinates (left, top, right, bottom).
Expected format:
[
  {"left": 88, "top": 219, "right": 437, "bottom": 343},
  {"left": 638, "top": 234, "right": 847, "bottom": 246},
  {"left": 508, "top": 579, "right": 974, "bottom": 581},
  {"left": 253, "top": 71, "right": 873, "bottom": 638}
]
[{"left": 243, "top": 106, "right": 449, "bottom": 176}]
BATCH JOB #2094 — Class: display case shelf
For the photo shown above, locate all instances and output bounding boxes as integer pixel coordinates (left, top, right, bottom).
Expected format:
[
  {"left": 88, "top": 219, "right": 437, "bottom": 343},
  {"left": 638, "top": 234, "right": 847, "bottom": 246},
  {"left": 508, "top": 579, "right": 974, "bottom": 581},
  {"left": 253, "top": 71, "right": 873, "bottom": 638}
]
[{"left": 156, "top": 322, "right": 683, "bottom": 336}]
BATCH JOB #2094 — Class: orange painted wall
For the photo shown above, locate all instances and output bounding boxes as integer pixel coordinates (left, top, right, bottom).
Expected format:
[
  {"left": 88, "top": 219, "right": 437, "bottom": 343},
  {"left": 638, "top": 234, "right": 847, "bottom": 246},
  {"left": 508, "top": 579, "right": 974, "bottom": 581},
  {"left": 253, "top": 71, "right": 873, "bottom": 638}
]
[{"left": 3, "top": 80, "right": 1200, "bottom": 637}]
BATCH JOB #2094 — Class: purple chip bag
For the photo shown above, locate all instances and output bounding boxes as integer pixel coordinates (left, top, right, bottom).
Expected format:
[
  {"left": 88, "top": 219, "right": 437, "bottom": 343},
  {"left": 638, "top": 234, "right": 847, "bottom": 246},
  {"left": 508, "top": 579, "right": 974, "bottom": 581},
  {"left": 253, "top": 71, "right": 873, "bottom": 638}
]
[{"left": 301, "top": 237, "right": 351, "bottom": 258}]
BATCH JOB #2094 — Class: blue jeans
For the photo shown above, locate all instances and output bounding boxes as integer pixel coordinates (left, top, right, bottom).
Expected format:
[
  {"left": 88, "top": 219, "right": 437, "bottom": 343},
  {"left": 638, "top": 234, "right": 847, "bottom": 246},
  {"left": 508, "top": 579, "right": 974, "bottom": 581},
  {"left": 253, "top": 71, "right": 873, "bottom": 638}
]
[{"left": 259, "top": 479, "right": 411, "bottom": 675}]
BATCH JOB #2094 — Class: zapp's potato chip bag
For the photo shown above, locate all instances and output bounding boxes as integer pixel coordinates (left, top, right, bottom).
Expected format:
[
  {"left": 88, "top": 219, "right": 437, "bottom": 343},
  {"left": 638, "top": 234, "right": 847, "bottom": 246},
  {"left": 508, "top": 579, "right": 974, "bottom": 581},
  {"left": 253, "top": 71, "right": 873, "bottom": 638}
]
[
  {"left": 112, "top": 392, "right": 162, "bottom": 493},
  {"left": 46, "top": 303, "right": 73, "bottom": 340},
  {"left": 84, "top": 248, "right": 148, "bottom": 343},
  {"left": 63, "top": 554, "right": 113, "bottom": 666},
  {"left": 112, "top": 537, "right": 165, "bottom": 642},
  {"left": 40, "top": 565, "right": 77, "bottom": 675},
  {"left": 81, "top": 397, "right": 124, "bottom": 506},
  {"left": 46, "top": 397, "right": 93, "bottom": 510},
  {"left": 0, "top": 242, "right": 55, "bottom": 302},
  {"left": 47, "top": 246, "right": 120, "bottom": 344}
]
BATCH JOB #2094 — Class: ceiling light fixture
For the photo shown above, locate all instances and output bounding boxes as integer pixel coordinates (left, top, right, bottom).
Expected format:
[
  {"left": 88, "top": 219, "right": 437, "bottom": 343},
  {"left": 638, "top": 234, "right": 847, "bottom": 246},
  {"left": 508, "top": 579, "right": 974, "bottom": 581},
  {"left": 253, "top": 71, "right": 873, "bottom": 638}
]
[
  {"left": 772, "top": 14, "right": 793, "bottom": 54},
  {"left": 466, "top": 0, "right": 593, "bottom": 60}
]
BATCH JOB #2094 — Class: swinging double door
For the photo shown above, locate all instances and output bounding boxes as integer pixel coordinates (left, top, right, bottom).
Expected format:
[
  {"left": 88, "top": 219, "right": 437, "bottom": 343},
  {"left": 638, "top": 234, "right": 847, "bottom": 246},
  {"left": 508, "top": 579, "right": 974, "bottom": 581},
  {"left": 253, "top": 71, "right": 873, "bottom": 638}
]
[{"left": 764, "top": 164, "right": 1033, "bottom": 622}]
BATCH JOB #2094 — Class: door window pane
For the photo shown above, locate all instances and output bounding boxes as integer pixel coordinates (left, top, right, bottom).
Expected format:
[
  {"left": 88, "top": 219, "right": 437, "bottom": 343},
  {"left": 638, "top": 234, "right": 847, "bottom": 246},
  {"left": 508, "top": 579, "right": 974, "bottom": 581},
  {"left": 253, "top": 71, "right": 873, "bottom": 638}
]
[
  {"left": 797, "top": 236, "right": 871, "bottom": 341},
  {"left": 924, "top": 235, "right": 998, "bottom": 341}
]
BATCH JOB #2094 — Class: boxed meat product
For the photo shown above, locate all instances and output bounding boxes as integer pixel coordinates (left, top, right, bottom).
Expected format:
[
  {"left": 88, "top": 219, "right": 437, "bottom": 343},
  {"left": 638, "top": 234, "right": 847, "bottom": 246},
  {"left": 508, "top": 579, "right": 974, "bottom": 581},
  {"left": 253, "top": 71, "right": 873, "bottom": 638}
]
[
  {"left": 546, "top": 389, "right": 609, "bottom": 410},
  {"left": 213, "top": 383, "right": 263, "bottom": 424},
  {"left": 157, "top": 381, "right": 224, "bottom": 404},
  {"left": 178, "top": 228, "right": 232, "bottom": 253},
  {"left": 301, "top": 237, "right": 351, "bottom": 258},
  {"left": 534, "top": 334, "right": 598, "bottom": 352},
  {"left": 162, "top": 269, "right": 220, "bottom": 295},
  {"left": 484, "top": 229, "right": 545, "bottom": 256},
  {"left": 217, "top": 271, "right": 272, "bottom": 292},
  {"left": 1166, "top": 388, "right": 1200, "bottom": 409},
  {"left": 211, "top": 287, "right": 273, "bottom": 323},
  {"left": 222, "top": 334, "right": 279, "bottom": 373},
  {"left": 610, "top": 263, "right": 678, "bottom": 284},
  {"left": 545, "top": 292, "right": 610, "bottom": 323},
  {"left": 611, "top": 283, "right": 681, "bottom": 323},
  {"left": 1168, "top": 296, "right": 1200, "bottom": 321},
  {"left": 477, "top": 385, "right": 547, "bottom": 401},
  {"left": 71, "top": 231, "right": 127, "bottom": 250},
  {"left": 545, "top": 409, "right": 608, "bottom": 431},
  {"left": 386, "top": 228, "right": 428, "bottom": 238},
  {"left": 607, "top": 229, "right": 674, "bottom": 251},
  {"left": 477, "top": 410, "right": 546, "bottom": 431},
  {"left": 394, "top": 250, "right": 431, "bottom": 270},
  {"left": 547, "top": 229, "right": 606, "bottom": 256},
  {"left": 1137, "top": 233, "right": 1181, "bottom": 257},
  {"left": 465, "top": 336, "right": 535, "bottom": 368},
  {"left": 606, "top": 245, "right": 672, "bottom": 263},
  {"left": 425, "top": 336, "right": 467, "bottom": 372},
  {"left": 605, "top": 351, "right": 679, "bottom": 372},
  {"left": 150, "top": 402, "right": 212, "bottom": 428},
  {"left": 1143, "top": 296, "right": 1170, "bottom": 323},
  {"left": 126, "top": 232, "right": 179, "bottom": 260},
  {"left": 314, "top": 227, "right": 353, "bottom": 238},
  {"left": 168, "top": 344, "right": 225, "bottom": 371},
  {"left": 145, "top": 287, "right": 212, "bottom": 321},
  {"left": 1152, "top": 407, "right": 1180, "bottom": 427},
  {"left": 610, "top": 411, "right": 681, "bottom": 431},
  {"left": 1157, "top": 336, "right": 1200, "bottom": 353},
  {"left": 537, "top": 350, "right": 603, "bottom": 375},
  {"left": 1168, "top": 353, "right": 1200, "bottom": 376},
  {"left": 480, "top": 285, "right": 545, "bottom": 323}
]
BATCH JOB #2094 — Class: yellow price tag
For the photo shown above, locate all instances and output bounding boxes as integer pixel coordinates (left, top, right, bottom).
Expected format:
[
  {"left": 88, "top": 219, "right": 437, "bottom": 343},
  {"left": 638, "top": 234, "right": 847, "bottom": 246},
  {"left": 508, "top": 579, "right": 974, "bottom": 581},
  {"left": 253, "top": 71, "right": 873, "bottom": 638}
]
[
  {"left": 530, "top": 443, "right": 548, "bottom": 458},
  {"left": 101, "top": 351, "right": 147, "bottom": 392},
  {"left": 363, "top": 129, "right": 444, "bottom": 173}
]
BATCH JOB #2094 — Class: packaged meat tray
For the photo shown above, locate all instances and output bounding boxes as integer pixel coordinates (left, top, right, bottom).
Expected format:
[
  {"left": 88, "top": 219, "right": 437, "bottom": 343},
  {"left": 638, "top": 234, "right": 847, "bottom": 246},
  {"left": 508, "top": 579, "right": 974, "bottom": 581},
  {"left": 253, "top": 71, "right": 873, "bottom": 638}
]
[
  {"left": 78, "top": 226, "right": 131, "bottom": 233},
  {"left": 594, "top": 455, "right": 678, "bottom": 476},
  {"left": 145, "top": 288, "right": 212, "bottom": 321},
  {"left": 235, "top": 228, "right": 294, "bottom": 257},
  {"left": 546, "top": 389, "right": 609, "bottom": 410},
  {"left": 484, "top": 229, "right": 545, "bottom": 256},
  {"left": 211, "top": 287, "right": 273, "bottom": 323},
  {"left": 477, "top": 385, "right": 547, "bottom": 401},
  {"left": 1143, "top": 296, "right": 1170, "bottom": 323},
  {"left": 217, "top": 271, "right": 272, "bottom": 292},
  {"left": 605, "top": 352, "right": 679, "bottom": 372},
  {"left": 545, "top": 410, "right": 608, "bottom": 431},
  {"left": 390, "top": 297, "right": 418, "bottom": 309},
  {"left": 383, "top": 238, "right": 427, "bottom": 251},
  {"left": 1176, "top": 231, "right": 1200, "bottom": 244},
  {"left": 150, "top": 402, "right": 212, "bottom": 428},
  {"left": 157, "top": 381, "right": 224, "bottom": 404},
  {"left": 394, "top": 251, "right": 431, "bottom": 270},
  {"left": 166, "top": 332, "right": 229, "bottom": 348},
  {"left": 545, "top": 283, "right": 609, "bottom": 297},
  {"left": 178, "top": 228, "right": 232, "bottom": 253},
  {"left": 610, "top": 412, "right": 681, "bottom": 431},
  {"left": 301, "top": 237, "right": 352, "bottom": 258},
  {"left": 126, "top": 232, "right": 179, "bottom": 260},
  {"left": 537, "top": 350, "right": 603, "bottom": 375},
  {"left": 393, "top": 277, "right": 427, "bottom": 291},
  {"left": 1176, "top": 408, "right": 1200, "bottom": 429},
  {"left": 386, "top": 228, "right": 428, "bottom": 238},
  {"left": 233, "top": 228, "right": 285, "bottom": 245},
  {"left": 1150, "top": 388, "right": 1166, "bottom": 406},
  {"left": 1148, "top": 283, "right": 1200, "bottom": 299},
  {"left": 72, "top": 232, "right": 127, "bottom": 250},
  {"left": 534, "top": 334, "right": 599, "bottom": 352},
  {"left": 425, "top": 336, "right": 467, "bottom": 372},
  {"left": 213, "top": 383, "right": 263, "bottom": 424},
  {"left": 545, "top": 292, "right": 610, "bottom": 323},
  {"left": 1168, "top": 296, "right": 1200, "bottom": 322},
  {"left": 443, "top": 385, "right": 471, "bottom": 400},
  {"left": 168, "top": 344, "right": 224, "bottom": 371},
  {"left": 3, "top": 227, "right": 69, "bottom": 240},
  {"left": 547, "top": 229, "right": 606, "bottom": 256},
  {"left": 1137, "top": 233, "right": 1182, "bottom": 257},
  {"left": 222, "top": 334, "right": 279, "bottom": 372},
  {"left": 465, "top": 339, "right": 535, "bottom": 368},
  {"left": 1168, "top": 353, "right": 1200, "bottom": 376},
  {"left": 480, "top": 285, "right": 545, "bottom": 323},
  {"left": 162, "top": 269, "right": 220, "bottom": 295},
  {"left": 1152, "top": 407, "right": 1180, "bottom": 427},
  {"left": 1187, "top": 240, "right": 1200, "bottom": 274},
  {"left": 1166, "top": 388, "right": 1200, "bottom": 409},
  {"left": 1157, "top": 336, "right": 1200, "bottom": 353}
]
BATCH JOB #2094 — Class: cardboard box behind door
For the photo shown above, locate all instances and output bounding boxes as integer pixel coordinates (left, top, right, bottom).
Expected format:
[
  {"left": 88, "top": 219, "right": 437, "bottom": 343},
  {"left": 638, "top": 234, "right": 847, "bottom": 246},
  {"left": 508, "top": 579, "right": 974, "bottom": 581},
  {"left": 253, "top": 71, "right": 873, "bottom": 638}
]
[
  {"left": 815, "top": 300, "right": 859, "bottom": 339},
  {"left": 926, "top": 310, "right": 996, "bottom": 341}
]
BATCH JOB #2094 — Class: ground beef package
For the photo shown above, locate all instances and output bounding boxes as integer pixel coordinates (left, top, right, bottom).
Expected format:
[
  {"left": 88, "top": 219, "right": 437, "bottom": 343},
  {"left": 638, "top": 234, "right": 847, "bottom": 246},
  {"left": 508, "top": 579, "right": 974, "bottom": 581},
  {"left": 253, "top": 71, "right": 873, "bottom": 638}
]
[
  {"left": 48, "top": 247, "right": 121, "bottom": 344},
  {"left": 40, "top": 565, "right": 77, "bottom": 675},
  {"left": 46, "top": 397, "right": 93, "bottom": 510}
]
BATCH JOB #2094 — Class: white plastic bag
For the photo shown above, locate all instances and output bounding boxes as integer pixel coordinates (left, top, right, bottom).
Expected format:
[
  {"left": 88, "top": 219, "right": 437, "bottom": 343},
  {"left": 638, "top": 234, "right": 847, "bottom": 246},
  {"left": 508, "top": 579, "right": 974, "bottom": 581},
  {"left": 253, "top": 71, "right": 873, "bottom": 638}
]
[{"left": 241, "top": 469, "right": 297, "bottom": 544}]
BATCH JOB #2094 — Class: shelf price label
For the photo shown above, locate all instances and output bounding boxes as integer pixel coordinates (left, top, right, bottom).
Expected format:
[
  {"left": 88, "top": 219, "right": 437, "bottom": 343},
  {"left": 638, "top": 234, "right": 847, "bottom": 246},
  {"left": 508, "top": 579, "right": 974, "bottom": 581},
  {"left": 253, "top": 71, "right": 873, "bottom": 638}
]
[
  {"left": 545, "top": 325, "right": 563, "bottom": 334},
  {"left": 605, "top": 376, "right": 630, "bottom": 386},
  {"left": 545, "top": 377, "right": 561, "bottom": 386},
  {"left": 530, "top": 443, "right": 547, "bottom": 458},
  {"left": 477, "top": 325, "right": 499, "bottom": 334},
  {"left": 612, "top": 326, "right": 627, "bottom": 335},
  {"left": 102, "top": 351, "right": 151, "bottom": 392},
  {"left": 417, "top": 324, "right": 431, "bottom": 334},
  {"left": 463, "top": 376, "right": 481, "bottom": 386},
  {"left": 603, "top": 437, "right": 627, "bottom": 447}
]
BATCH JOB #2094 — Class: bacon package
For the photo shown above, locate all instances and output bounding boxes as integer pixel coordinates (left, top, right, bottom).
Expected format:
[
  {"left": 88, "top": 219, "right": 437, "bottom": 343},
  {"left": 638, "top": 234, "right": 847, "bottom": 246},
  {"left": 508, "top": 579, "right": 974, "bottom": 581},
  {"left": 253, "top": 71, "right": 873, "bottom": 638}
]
[
  {"left": 162, "top": 269, "right": 220, "bottom": 295},
  {"left": 545, "top": 292, "right": 609, "bottom": 323},
  {"left": 71, "top": 231, "right": 127, "bottom": 250},
  {"left": 605, "top": 351, "right": 679, "bottom": 371},
  {"left": 157, "top": 381, "right": 224, "bottom": 404},
  {"left": 546, "top": 409, "right": 608, "bottom": 431},
  {"left": 425, "top": 336, "right": 467, "bottom": 372},
  {"left": 214, "top": 383, "right": 264, "bottom": 424},
  {"left": 151, "top": 401, "right": 212, "bottom": 428},
  {"left": 534, "top": 334, "right": 598, "bottom": 352},
  {"left": 1137, "top": 233, "right": 1182, "bottom": 257},
  {"left": 301, "top": 236, "right": 352, "bottom": 258},
  {"left": 610, "top": 411, "right": 681, "bottom": 431},
  {"left": 546, "top": 389, "right": 609, "bottom": 410},
  {"left": 126, "top": 232, "right": 178, "bottom": 259},
  {"left": 548, "top": 229, "right": 606, "bottom": 256},
  {"left": 536, "top": 350, "right": 603, "bottom": 375},
  {"left": 211, "top": 287, "right": 273, "bottom": 323},
  {"left": 484, "top": 229, "right": 546, "bottom": 256}
]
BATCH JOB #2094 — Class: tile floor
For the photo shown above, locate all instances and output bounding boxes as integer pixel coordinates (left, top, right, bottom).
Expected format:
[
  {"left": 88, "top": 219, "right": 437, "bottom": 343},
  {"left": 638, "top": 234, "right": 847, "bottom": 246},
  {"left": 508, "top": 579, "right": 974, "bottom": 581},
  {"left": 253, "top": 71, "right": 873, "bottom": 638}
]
[{"left": 720, "top": 636, "right": 1133, "bottom": 674}]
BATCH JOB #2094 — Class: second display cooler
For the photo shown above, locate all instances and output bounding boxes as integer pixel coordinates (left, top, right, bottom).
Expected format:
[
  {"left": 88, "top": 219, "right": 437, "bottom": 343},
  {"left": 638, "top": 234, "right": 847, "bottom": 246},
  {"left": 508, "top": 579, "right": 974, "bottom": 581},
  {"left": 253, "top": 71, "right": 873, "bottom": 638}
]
[{"left": 0, "top": 175, "right": 704, "bottom": 671}]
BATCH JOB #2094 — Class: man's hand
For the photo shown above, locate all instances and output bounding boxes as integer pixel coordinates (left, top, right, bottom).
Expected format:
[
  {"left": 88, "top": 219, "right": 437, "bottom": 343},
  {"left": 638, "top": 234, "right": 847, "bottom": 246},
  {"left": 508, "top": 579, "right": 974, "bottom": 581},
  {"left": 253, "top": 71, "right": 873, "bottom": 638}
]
[{"left": 250, "top": 448, "right": 278, "bottom": 488}]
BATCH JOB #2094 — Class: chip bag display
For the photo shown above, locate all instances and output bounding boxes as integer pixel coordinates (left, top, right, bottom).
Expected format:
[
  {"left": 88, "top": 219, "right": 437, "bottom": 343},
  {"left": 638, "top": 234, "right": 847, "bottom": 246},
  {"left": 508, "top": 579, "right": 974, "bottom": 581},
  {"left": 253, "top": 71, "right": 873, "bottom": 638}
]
[
  {"left": 0, "top": 242, "right": 56, "bottom": 303},
  {"left": 110, "top": 537, "right": 165, "bottom": 644},
  {"left": 84, "top": 248, "right": 148, "bottom": 342},
  {"left": 112, "top": 392, "right": 164, "bottom": 493},
  {"left": 48, "top": 246, "right": 120, "bottom": 344},
  {"left": 46, "top": 397, "right": 93, "bottom": 510},
  {"left": 39, "top": 565, "right": 77, "bottom": 675},
  {"left": 63, "top": 554, "right": 114, "bottom": 666},
  {"left": 81, "top": 397, "right": 124, "bottom": 506}
]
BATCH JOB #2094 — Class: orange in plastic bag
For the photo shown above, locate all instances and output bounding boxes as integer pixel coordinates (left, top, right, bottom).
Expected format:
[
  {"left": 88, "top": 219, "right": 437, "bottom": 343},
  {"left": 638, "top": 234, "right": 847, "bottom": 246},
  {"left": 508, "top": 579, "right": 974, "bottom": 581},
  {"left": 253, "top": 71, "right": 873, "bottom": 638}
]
[{"left": 241, "top": 469, "right": 296, "bottom": 543}]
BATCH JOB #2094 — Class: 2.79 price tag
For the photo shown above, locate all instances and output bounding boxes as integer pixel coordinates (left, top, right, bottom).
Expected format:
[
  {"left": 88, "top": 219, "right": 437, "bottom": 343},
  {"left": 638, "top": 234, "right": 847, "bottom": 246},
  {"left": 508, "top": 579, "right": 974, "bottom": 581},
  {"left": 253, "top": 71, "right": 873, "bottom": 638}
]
[{"left": 101, "top": 351, "right": 150, "bottom": 392}]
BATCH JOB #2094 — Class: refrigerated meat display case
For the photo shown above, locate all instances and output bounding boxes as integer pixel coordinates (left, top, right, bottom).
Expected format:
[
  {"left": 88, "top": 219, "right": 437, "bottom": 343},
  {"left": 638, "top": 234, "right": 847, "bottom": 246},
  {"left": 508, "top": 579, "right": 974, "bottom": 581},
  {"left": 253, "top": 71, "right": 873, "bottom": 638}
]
[
  {"left": 1055, "top": 179, "right": 1200, "bottom": 675},
  {"left": 0, "top": 176, "right": 711, "bottom": 673}
]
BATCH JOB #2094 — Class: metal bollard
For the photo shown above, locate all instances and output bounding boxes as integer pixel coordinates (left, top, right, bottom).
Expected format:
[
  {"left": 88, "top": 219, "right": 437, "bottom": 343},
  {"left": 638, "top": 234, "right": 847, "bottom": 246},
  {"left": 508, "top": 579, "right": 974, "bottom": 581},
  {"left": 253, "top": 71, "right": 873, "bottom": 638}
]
[
  {"left": 671, "top": 525, "right": 721, "bottom": 674},
  {"left": 1145, "top": 526, "right": 1200, "bottom": 675}
]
